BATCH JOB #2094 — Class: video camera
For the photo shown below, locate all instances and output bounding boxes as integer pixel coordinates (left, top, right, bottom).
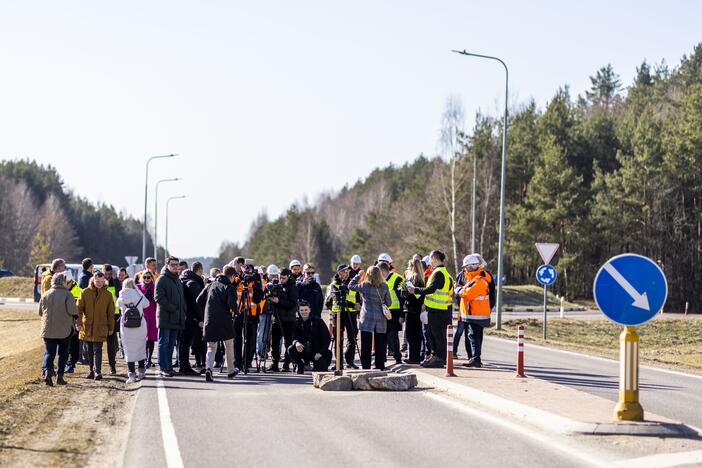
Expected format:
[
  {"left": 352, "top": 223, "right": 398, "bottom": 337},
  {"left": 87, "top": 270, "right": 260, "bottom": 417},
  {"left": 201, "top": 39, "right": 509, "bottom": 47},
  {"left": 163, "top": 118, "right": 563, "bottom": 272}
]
[
  {"left": 265, "top": 281, "right": 285, "bottom": 299},
  {"left": 241, "top": 263, "right": 258, "bottom": 283}
]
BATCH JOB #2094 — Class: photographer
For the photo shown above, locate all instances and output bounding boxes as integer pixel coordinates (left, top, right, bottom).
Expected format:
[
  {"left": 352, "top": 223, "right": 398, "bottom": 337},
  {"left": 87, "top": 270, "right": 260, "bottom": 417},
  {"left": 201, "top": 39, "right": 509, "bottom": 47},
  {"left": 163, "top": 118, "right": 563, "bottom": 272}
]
[
  {"left": 296, "top": 263, "right": 324, "bottom": 319},
  {"left": 287, "top": 300, "right": 332, "bottom": 374},
  {"left": 325, "top": 264, "right": 359, "bottom": 369},
  {"left": 230, "top": 257, "right": 263, "bottom": 373},
  {"left": 267, "top": 268, "right": 298, "bottom": 372}
]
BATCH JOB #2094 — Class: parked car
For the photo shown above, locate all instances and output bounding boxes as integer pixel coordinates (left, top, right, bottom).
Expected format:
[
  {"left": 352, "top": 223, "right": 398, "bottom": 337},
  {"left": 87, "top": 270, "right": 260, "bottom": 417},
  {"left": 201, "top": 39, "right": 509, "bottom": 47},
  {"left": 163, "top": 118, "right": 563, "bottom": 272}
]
[
  {"left": 0, "top": 269, "right": 14, "bottom": 278},
  {"left": 33, "top": 263, "right": 120, "bottom": 302}
]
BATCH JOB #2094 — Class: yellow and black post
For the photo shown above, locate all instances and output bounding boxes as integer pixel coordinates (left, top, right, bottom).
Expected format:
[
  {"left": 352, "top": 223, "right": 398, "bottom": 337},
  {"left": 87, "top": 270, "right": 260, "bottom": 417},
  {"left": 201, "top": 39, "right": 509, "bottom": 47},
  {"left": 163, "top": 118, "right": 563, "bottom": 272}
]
[{"left": 614, "top": 326, "right": 644, "bottom": 421}]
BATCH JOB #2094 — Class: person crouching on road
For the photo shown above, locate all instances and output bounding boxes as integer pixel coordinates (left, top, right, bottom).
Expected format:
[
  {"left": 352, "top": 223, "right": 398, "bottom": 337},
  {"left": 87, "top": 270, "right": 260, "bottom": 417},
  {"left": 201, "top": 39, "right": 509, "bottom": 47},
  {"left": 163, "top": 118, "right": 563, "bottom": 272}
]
[
  {"left": 348, "top": 266, "right": 392, "bottom": 370},
  {"left": 287, "top": 300, "right": 332, "bottom": 374},
  {"left": 39, "top": 272, "right": 79, "bottom": 386},
  {"left": 117, "top": 279, "right": 148, "bottom": 383},
  {"left": 456, "top": 254, "right": 491, "bottom": 368},
  {"left": 77, "top": 272, "right": 115, "bottom": 380},
  {"left": 201, "top": 266, "right": 238, "bottom": 381}
]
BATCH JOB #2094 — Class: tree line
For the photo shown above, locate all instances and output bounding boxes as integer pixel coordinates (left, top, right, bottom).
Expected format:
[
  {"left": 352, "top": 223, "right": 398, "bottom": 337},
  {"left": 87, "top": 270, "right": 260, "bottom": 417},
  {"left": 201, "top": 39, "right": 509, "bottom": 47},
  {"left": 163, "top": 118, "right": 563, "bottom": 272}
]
[
  {"left": 0, "top": 160, "right": 153, "bottom": 275},
  {"left": 216, "top": 44, "right": 702, "bottom": 311}
]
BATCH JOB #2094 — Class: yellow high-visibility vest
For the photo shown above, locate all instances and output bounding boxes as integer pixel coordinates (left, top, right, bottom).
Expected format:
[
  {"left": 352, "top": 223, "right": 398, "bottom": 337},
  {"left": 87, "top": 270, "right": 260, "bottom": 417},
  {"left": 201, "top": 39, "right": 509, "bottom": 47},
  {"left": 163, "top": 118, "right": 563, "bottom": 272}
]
[
  {"left": 386, "top": 272, "right": 405, "bottom": 310},
  {"left": 423, "top": 266, "right": 453, "bottom": 311}
]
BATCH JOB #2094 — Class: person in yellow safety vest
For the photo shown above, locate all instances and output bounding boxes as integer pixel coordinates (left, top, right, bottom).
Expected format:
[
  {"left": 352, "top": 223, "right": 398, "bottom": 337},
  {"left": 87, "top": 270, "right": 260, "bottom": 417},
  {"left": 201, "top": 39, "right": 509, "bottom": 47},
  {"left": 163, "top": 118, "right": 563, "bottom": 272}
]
[
  {"left": 325, "top": 264, "right": 360, "bottom": 369},
  {"left": 102, "top": 264, "right": 122, "bottom": 375},
  {"left": 456, "top": 254, "right": 491, "bottom": 368},
  {"left": 230, "top": 257, "right": 264, "bottom": 373},
  {"left": 377, "top": 261, "right": 406, "bottom": 365},
  {"left": 407, "top": 250, "right": 454, "bottom": 369}
]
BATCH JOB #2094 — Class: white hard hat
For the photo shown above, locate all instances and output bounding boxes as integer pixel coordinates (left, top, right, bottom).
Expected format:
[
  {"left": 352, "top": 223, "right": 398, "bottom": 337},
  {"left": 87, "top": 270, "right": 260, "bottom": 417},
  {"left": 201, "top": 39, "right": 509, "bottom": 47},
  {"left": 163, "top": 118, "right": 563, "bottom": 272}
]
[
  {"left": 257, "top": 266, "right": 265, "bottom": 275},
  {"left": 289, "top": 259, "right": 302, "bottom": 268},
  {"left": 350, "top": 255, "right": 362, "bottom": 264},
  {"left": 462, "top": 254, "right": 482, "bottom": 268},
  {"left": 267, "top": 264, "right": 280, "bottom": 276},
  {"left": 422, "top": 255, "right": 431, "bottom": 265},
  {"left": 64, "top": 271, "right": 74, "bottom": 284},
  {"left": 377, "top": 253, "right": 393, "bottom": 264}
]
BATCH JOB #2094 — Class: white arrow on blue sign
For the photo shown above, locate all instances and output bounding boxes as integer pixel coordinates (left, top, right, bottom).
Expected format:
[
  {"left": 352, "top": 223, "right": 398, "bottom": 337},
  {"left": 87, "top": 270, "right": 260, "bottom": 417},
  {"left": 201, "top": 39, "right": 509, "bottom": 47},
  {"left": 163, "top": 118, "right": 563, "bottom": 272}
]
[
  {"left": 536, "top": 264, "right": 557, "bottom": 286},
  {"left": 593, "top": 253, "right": 668, "bottom": 326}
]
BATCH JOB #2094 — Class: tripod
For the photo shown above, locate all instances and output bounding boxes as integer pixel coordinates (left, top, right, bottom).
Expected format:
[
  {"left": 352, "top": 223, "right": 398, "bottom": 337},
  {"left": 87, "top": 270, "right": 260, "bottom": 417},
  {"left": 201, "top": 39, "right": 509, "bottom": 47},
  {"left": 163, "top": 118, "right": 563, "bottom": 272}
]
[{"left": 239, "top": 282, "right": 253, "bottom": 375}]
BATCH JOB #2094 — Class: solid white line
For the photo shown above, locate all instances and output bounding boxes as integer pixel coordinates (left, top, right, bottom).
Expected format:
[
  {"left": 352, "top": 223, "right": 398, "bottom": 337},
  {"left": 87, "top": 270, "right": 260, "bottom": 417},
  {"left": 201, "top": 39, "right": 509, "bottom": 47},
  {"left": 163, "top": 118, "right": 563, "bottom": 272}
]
[
  {"left": 633, "top": 341, "right": 638, "bottom": 391},
  {"left": 616, "top": 449, "right": 702, "bottom": 468},
  {"left": 485, "top": 336, "right": 702, "bottom": 381},
  {"left": 625, "top": 341, "right": 631, "bottom": 391},
  {"left": 157, "top": 380, "right": 184, "bottom": 468},
  {"left": 423, "top": 392, "right": 611, "bottom": 467}
]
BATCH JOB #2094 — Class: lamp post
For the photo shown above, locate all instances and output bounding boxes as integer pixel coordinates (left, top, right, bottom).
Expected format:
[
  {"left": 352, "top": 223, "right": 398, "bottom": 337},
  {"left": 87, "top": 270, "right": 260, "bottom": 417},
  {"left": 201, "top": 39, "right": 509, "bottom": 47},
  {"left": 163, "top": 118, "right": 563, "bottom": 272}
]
[
  {"left": 154, "top": 177, "right": 181, "bottom": 266},
  {"left": 165, "top": 195, "right": 187, "bottom": 256},
  {"left": 142, "top": 154, "right": 177, "bottom": 265},
  {"left": 452, "top": 49, "right": 509, "bottom": 330}
]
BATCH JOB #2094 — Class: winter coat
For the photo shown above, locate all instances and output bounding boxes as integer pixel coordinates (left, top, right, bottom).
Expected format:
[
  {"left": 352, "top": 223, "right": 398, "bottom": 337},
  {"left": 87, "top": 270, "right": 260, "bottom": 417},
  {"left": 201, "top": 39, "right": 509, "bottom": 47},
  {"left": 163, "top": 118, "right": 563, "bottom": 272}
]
[
  {"left": 155, "top": 267, "right": 186, "bottom": 330},
  {"left": 201, "top": 275, "right": 237, "bottom": 342},
  {"left": 180, "top": 269, "right": 205, "bottom": 327},
  {"left": 292, "top": 314, "right": 331, "bottom": 356},
  {"left": 296, "top": 277, "right": 324, "bottom": 319},
  {"left": 117, "top": 288, "right": 148, "bottom": 363},
  {"left": 77, "top": 284, "right": 115, "bottom": 342},
  {"left": 348, "top": 273, "right": 391, "bottom": 334},
  {"left": 78, "top": 269, "right": 93, "bottom": 289},
  {"left": 38, "top": 284, "right": 78, "bottom": 339},
  {"left": 137, "top": 282, "right": 158, "bottom": 341},
  {"left": 270, "top": 278, "right": 299, "bottom": 323},
  {"left": 40, "top": 270, "right": 53, "bottom": 296}
]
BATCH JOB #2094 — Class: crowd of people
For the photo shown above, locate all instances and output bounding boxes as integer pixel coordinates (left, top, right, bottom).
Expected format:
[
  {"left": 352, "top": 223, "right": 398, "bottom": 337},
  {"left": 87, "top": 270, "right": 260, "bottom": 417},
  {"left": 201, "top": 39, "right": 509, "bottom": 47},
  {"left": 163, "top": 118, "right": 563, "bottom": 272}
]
[{"left": 37, "top": 250, "right": 495, "bottom": 385}]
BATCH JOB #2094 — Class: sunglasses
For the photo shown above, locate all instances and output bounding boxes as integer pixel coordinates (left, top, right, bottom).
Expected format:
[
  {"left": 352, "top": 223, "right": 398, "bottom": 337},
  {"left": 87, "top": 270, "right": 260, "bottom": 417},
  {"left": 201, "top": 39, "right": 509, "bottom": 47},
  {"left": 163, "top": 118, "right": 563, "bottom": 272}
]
[
  {"left": 143, "top": 276, "right": 153, "bottom": 280},
  {"left": 305, "top": 271, "right": 316, "bottom": 276}
]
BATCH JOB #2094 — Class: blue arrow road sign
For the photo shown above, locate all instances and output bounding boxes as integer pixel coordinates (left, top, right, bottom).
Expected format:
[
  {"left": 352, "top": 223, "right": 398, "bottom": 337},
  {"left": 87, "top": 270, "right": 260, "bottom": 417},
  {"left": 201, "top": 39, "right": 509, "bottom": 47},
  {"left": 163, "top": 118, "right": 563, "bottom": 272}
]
[
  {"left": 593, "top": 253, "right": 668, "bottom": 326},
  {"left": 536, "top": 264, "right": 557, "bottom": 286}
]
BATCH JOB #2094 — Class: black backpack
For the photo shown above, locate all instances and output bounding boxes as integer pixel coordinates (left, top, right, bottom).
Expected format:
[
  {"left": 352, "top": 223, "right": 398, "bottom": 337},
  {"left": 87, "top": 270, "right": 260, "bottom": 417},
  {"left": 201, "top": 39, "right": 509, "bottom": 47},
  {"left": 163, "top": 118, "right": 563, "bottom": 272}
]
[
  {"left": 482, "top": 271, "right": 497, "bottom": 309},
  {"left": 123, "top": 296, "right": 144, "bottom": 328}
]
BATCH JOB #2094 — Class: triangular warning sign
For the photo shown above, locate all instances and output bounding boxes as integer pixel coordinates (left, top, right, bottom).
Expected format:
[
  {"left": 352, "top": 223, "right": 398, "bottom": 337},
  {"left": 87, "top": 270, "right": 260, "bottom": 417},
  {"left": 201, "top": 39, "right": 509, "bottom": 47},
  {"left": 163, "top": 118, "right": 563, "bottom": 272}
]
[{"left": 535, "top": 243, "right": 559, "bottom": 265}]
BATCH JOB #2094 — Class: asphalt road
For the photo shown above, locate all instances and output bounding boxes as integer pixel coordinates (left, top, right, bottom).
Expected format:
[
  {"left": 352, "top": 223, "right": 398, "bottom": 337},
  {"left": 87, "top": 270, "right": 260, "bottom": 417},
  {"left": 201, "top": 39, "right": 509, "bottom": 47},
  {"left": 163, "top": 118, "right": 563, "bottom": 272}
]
[
  {"left": 0, "top": 301, "right": 36, "bottom": 311},
  {"left": 475, "top": 336, "right": 702, "bottom": 429},
  {"left": 124, "top": 371, "right": 588, "bottom": 468}
]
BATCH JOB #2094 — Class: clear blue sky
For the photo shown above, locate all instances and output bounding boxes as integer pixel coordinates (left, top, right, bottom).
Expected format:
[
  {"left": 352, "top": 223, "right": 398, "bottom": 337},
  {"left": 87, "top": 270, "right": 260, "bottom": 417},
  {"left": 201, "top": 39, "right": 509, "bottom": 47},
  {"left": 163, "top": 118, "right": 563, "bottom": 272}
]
[{"left": 1, "top": 1, "right": 700, "bottom": 258}]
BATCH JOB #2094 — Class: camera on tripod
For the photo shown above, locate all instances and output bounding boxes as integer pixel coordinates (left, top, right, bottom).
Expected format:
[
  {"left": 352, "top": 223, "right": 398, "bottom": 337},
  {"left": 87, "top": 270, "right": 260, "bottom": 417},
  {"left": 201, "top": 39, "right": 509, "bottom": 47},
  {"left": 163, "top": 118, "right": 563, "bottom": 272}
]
[{"left": 265, "top": 281, "right": 285, "bottom": 298}]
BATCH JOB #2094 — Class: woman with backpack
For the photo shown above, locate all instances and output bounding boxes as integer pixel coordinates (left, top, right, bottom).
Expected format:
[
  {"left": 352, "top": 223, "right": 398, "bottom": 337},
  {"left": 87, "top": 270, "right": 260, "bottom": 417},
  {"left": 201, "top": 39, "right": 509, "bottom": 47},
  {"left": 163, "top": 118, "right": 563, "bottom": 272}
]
[
  {"left": 136, "top": 273, "right": 158, "bottom": 368},
  {"left": 117, "top": 279, "right": 148, "bottom": 383}
]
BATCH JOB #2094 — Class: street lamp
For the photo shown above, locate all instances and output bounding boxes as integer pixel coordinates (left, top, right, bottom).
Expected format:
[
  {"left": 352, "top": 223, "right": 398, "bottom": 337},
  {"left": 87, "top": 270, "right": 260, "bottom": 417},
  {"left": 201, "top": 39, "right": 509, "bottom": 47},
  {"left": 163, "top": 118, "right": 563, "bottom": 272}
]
[
  {"left": 154, "top": 177, "right": 181, "bottom": 266},
  {"left": 452, "top": 49, "right": 509, "bottom": 330},
  {"left": 142, "top": 154, "right": 177, "bottom": 265},
  {"left": 165, "top": 195, "right": 187, "bottom": 256}
]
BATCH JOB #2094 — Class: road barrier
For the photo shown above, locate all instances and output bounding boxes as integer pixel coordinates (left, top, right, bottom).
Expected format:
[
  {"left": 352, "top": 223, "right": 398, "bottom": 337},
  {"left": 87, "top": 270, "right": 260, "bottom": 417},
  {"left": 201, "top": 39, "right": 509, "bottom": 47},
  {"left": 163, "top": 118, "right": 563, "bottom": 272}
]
[
  {"left": 516, "top": 325, "right": 526, "bottom": 378},
  {"left": 446, "top": 324, "right": 456, "bottom": 377}
]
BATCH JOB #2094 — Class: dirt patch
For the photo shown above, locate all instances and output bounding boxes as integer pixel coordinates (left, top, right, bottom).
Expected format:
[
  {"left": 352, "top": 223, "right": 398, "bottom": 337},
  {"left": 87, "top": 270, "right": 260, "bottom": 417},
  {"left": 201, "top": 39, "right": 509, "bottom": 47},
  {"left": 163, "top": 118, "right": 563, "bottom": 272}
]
[
  {"left": 486, "top": 316, "right": 702, "bottom": 372},
  {"left": 0, "top": 277, "right": 34, "bottom": 299},
  {"left": 0, "top": 309, "right": 137, "bottom": 467}
]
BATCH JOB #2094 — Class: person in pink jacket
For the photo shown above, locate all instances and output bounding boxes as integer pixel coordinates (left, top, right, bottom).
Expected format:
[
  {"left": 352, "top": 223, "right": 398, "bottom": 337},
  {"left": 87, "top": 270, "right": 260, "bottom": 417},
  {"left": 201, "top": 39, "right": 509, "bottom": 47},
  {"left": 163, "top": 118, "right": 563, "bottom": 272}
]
[{"left": 136, "top": 272, "right": 158, "bottom": 367}]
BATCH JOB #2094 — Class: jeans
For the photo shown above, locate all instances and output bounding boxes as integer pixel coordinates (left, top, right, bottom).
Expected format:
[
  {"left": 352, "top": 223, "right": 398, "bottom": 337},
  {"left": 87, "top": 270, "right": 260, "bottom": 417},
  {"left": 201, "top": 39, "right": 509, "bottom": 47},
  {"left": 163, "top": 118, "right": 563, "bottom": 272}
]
[
  {"left": 206, "top": 339, "right": 234, "bottom": 372},
  {"left": 86, "top": 341, "right": 104, "bottom": 374},
  {"left": 360, "top": 331, "right": 387, "bottom": 370},
  {"left": 127, "top": 360, "right": 146, "bottom": 373},
  {"left": 158, "top": 328, "right": 179, "bottom": 371},
  {"left": 453, "top": 320, "right": 470, "bottom": 356},
  {"left": 256, "top": 314, "right": 272, "bottom": 358},
  {"left": 43, "top": 336, "right": 71, "bottom": 376}
]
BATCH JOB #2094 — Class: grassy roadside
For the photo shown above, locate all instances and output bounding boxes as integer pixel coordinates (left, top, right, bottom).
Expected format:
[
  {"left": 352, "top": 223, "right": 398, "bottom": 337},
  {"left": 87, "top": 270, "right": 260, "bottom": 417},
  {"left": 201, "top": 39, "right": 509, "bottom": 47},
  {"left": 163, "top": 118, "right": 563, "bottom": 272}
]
[
  {"left": 0, "top": 277, "right": 34, "bottom": 298},
  {"left": 0, "top": 309, "right": 136, "bottom": 467},
  {"left": 485, "top": 316, "right": 702, "bottom": 372}
]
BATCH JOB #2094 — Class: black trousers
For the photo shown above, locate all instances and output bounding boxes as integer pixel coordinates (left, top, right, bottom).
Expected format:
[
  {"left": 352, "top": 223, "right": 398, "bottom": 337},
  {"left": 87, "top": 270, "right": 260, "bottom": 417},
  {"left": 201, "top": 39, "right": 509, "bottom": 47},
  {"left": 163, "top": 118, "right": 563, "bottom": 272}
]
[
  {"left": 466, "top": 321, "right": 485, "bottom": 361},
  {"left": 86, "top": 341, "right": 104, "bottom": 374},
  {"left": 387, "top": 329, "right": 402, "bottom": 362},
  {"left": 404, "top": 313, "right": 423, "bottom": 362},
  {"left": 427, "top": 309, "right": 451, "bottom": 363},
  {"left": 271, "top": 320, "right": 294, "bottom": 367},
  {"left": 191, "top": 324, "right": 205, "bottom": 366},
  {"left": 106, "top": 314, "right": 120, "bottom": 369},
  {"left": 360, "top": 330, "right": 387, "bottom": 370},
  {"left": 287, "top": 346, "right": 332, "bottom": 372},
  {"left": 453, "top": 320, "right": 470, "bottom": 356},
  {"left": 331, "top": 312, "right": 358, "bottom": 366},
  {"left": 68, "top": 332, "right": 80, "bottom": 366},
  {"left": 234, "top": 316, "right": 258, "bottom": 370},
  {"left": 178, "top": 323, "right": 198, "bottom": 370}
]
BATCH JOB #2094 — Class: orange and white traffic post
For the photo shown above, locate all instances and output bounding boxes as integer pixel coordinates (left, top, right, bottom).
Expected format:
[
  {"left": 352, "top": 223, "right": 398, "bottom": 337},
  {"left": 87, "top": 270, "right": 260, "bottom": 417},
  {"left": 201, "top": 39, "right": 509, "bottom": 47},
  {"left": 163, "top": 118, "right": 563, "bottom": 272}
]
[
  {"left": 446, "top": 324, "right": 456, "bottom": 377},
  {"left": 516, "top": 325, "right": 526, "bottom": 378}
]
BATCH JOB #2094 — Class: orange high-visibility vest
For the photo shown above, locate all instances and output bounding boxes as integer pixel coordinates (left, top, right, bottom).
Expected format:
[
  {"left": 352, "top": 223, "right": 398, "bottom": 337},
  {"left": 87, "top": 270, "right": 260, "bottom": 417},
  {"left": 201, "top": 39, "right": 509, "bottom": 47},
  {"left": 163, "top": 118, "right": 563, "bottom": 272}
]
[
  {"left": 459, "top": 268, "right": 491, "bottom": 319},
  {"left": 235, "top": 276, "right": 257, "bottom": 316}
]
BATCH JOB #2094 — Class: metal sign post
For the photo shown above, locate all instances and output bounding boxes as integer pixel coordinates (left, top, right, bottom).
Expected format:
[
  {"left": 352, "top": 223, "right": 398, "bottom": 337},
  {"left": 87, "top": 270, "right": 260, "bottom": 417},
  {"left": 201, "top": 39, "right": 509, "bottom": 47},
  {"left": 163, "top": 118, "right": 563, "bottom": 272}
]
[{"left": 536, "top": 264, "right": 557, "bottom": 340}]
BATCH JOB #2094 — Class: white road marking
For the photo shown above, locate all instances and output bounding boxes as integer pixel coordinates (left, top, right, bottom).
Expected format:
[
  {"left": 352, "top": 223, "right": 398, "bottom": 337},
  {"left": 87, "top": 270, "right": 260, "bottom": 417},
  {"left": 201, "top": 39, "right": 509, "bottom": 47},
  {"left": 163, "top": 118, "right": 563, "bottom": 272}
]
[
  {"left": 424, "top": 392, "right": 612, "bottom": 467},
  {"left": 616, "top": 449, "right": 702, "bottom": 467},
  {"left": 157, "top": 380, "right": 184, "bottom": 468}
]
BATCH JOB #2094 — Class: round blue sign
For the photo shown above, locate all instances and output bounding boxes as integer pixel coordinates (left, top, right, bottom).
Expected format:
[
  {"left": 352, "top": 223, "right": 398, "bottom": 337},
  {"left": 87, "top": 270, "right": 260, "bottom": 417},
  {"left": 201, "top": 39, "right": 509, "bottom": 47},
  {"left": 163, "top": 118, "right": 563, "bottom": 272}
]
[
  {"left": 536, "top": 264, "right": 557, "bottom": 286},
  {"left": 593, "top": 253, "right": 667, "bottom": 326}
]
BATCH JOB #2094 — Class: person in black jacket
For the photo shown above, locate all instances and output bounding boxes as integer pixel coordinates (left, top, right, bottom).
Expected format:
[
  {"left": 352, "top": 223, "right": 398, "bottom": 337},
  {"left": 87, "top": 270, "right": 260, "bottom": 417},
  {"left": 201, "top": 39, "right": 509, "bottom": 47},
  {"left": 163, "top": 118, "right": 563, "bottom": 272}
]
[
  {"left": 179, "top": 263, "right": 205, "bottom": 375},
  {"left": 267, "top": 268, "right": 299, "bottom": 372},
  {"left": 199, "top": 266, "right": 238, "bottom": 381},
  {"left": 402, "top": 258, "right": 426, "bottom": 364},
  {"left": 287, "top": 300, "right": 332, "bottom": 374},
  {"left": 78, "top": 258, "right": 94, "bottom": 290},
  {"left": 296, "top": 263, "right": 324, "bottom": 319}
]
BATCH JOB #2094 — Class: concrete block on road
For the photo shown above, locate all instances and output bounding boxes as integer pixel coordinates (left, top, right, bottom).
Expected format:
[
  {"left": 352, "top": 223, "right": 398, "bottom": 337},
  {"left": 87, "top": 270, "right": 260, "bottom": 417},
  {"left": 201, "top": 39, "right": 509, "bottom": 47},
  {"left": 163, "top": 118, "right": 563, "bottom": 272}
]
[
  {"left": 349, "top": 371, "right": 388, "bottom": 390},
  {"left": 368, "top": 373, "right": 418, "bottom": 391},
  {"left": 319, "top": 375, "right": 353, "bottom": 391},
  {"left": 312, "top": 372, "right": 335, "bottom": 388}
]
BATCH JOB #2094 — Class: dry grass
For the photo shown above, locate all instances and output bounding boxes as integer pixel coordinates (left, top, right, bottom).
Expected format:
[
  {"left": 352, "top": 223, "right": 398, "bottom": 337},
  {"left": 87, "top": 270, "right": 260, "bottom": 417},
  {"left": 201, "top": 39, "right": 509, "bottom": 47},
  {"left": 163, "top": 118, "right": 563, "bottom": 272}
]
[
  {"left": 0, "top": 277, "right": 34, "bottom": 299},
  {"left": 0, "top": 309, "right": 136, "bottom": 467},
  {"left": 486, "top": 316, "right": 702, "bottom": 371},
  {"left": 502, "top": 285, "right": 582, "bottom": 308}
]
